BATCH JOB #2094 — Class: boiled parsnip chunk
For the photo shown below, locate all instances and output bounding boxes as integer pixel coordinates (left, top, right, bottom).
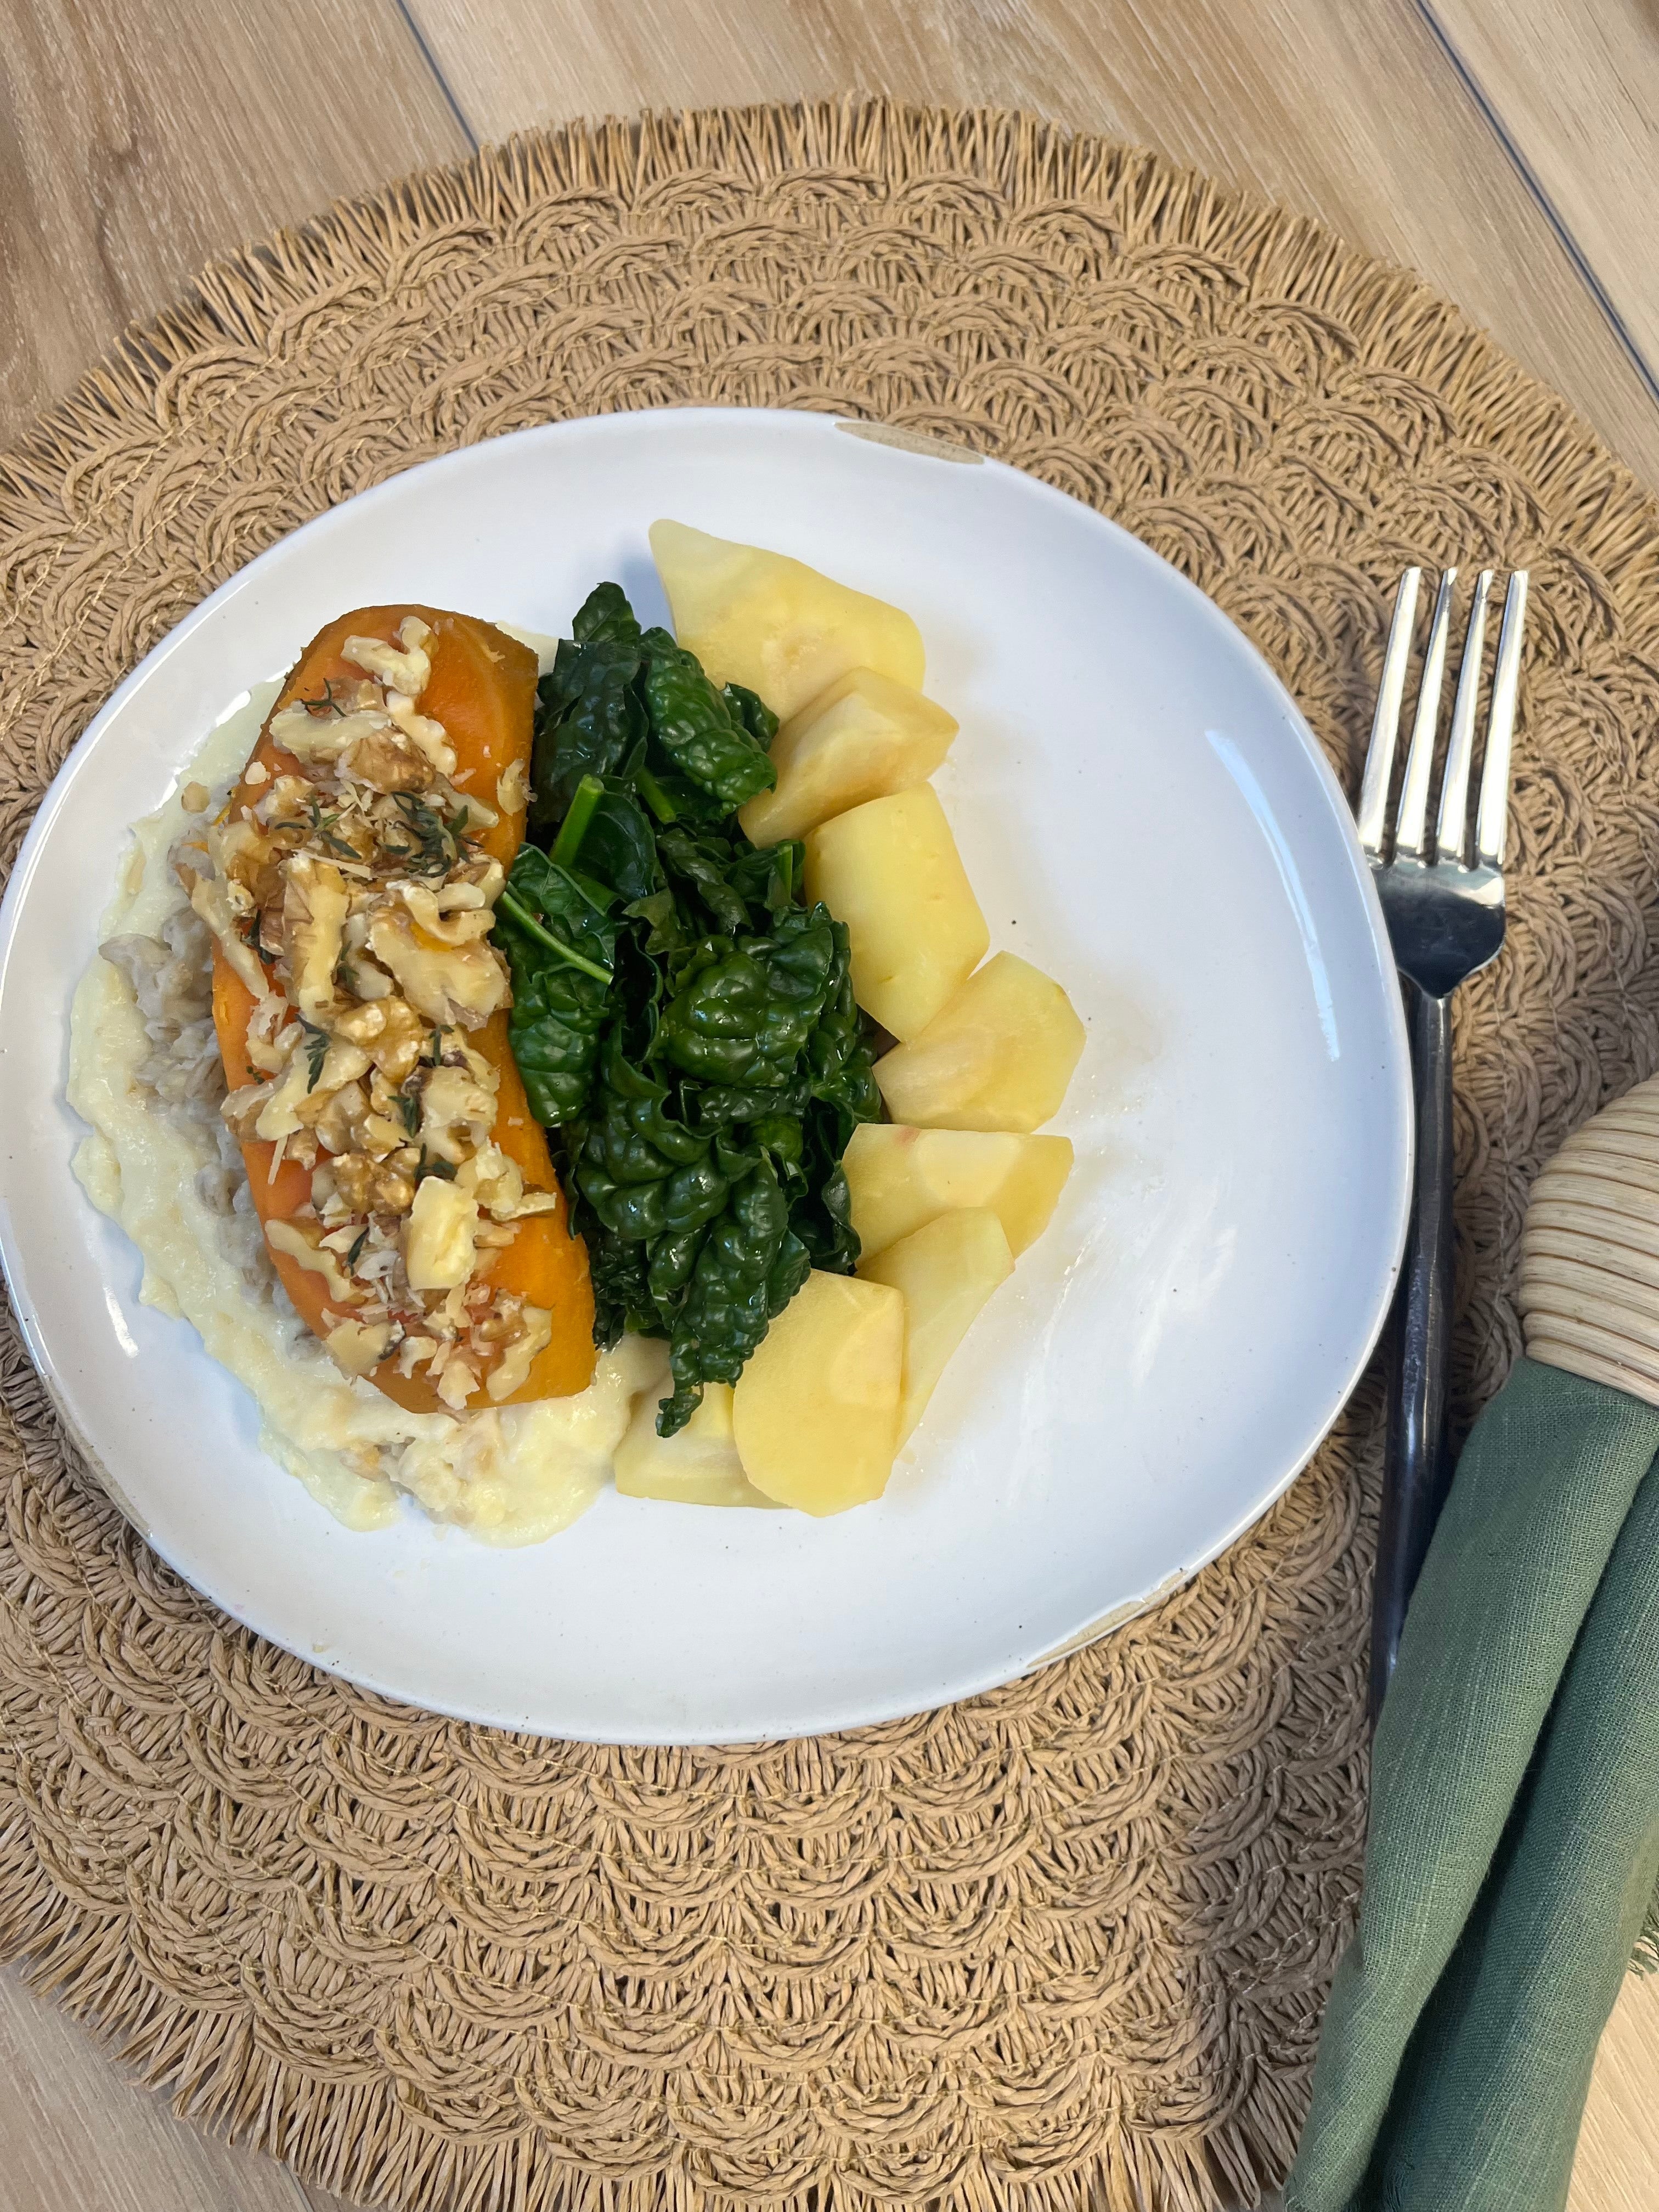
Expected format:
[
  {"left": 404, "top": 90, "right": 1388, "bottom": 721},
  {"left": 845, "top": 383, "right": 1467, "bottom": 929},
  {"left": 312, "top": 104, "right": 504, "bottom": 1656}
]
[
  {"left": 874, "top": 951, "right": 1086, "bottom": 1132},
  {"left": 844, "top": 1122, "right": 1074, "bottom": 1260},
  {"left": 732, "top": 1270, "right": 904, "bottom": 1515},
  {"left": 614, "top": 1381, "right": 774, "bottom": 1509},
  {"left": 860, "top": 1210, "right": 1014, "bottom": 1444},
  {"left": 803, "top": 785, "right": 989, "bottom": 1042},
  {"left": 650, "top": 520, "right": 924, "bottom": 720},
  {"left": 738, "top": 668, "right": 958, "bottom": 845}
]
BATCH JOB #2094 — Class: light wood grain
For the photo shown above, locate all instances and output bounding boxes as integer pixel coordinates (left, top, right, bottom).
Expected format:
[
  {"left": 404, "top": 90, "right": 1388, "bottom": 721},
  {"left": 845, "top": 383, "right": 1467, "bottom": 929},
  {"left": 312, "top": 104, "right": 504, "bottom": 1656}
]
[
  {"left": 1572, "top": 1971, "right": 1659, "bottom": 2212},
  {"left": 0, "top": 0, "right": 468, "bottom": 449},
  {"left": 1432, "top": 0, "right": 1659, "bottom": 393},
  {"left": 0, "top": 3, "right": 1656, "bottom": 2209},
  {"left": 406, "top": 0, "right": 1659, "bottom": 484},
  {"left": 0, "top": 1964, "right": 351, "bottom": 2212}
]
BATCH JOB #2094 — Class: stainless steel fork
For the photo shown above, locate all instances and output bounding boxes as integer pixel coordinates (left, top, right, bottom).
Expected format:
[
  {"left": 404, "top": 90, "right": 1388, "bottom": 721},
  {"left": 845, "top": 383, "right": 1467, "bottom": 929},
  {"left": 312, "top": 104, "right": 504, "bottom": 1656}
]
[{"left": 1359, "top": 564, "right": 1528, "bottom": 1722}]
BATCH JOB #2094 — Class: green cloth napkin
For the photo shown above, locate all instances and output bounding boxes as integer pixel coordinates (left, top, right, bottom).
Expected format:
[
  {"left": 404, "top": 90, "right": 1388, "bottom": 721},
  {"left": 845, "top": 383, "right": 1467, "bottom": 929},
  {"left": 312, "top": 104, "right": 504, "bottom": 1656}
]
[{"left": 1286, "top": 1355, "right": 1659, "bottom": 2212}]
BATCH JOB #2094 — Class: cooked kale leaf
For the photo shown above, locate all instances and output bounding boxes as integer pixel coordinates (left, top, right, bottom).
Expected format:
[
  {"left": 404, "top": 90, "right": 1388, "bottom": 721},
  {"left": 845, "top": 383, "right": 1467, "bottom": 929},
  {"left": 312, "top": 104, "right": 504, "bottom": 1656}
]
[
  {"left": 580, "top": 788, "right": 659, "bottom": 902},
  {"left": 530, "top": 654, "right": 645, "bottom": 827},
  {"left": 721, "top": 681, "right": 780, "bottom": 749},
  {"left": 498, "top": 847, "right": 618, "bottom": 1126},
  {"left": 658, "top": 907, "right": 839, "bottom": 1089},
  {"left": 530, "top": 583, "right": 777, "bottom": 830},
  {"left": 640, "top": 631, "right": 777, "bottom": 811},
  {"left": 509, "top": 582, "right": 881, "bottom": 1434}
]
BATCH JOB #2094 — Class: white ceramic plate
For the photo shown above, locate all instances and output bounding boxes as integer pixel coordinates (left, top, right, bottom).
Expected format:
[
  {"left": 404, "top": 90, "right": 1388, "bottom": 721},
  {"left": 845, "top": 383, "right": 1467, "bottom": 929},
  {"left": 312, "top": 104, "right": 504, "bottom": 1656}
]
[{"left": 0, "top": 408, "right": 1408, "bottom": 1743}]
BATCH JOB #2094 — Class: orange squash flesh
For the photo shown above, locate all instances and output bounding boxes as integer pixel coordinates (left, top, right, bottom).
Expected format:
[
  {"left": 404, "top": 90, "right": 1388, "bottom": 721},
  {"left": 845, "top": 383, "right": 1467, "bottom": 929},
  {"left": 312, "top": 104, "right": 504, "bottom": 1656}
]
[{"left": 210, "top": 606, "right": 596, "bottom": 1412}]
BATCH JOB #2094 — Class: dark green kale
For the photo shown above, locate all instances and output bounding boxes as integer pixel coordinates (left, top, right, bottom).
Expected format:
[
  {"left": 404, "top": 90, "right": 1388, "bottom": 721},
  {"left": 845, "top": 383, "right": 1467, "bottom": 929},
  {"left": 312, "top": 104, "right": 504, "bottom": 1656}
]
[
  {"left": 805, "top": 916, "right": 884, "bottom": 1132},
  {"left": 529, "top": 585, "right": 647, "bottom": 828},
  {"left": 571, "top": 581, "right": 644, "bottom": 654},
  {"left": 530, "top": 583, "right": 777, "bottom": 831},
  {"left": 721, "top": 682, "right": 780, "bottom": 749},
  {"left": 654, "top": 823, "right": 752, "bottom": 935},
  {"left": 575, "top": 1044, "right": 726, "bottom": 1246},
  {"left": 507, "top": 581, "right": 881, "bottom": 1434},
  {"left": 498, "top": 847, "right": 618, "bottom": 1126},
  {"left": 584, "top": 1228, "right": 662, "bottom": 1350},
  {"left": 639, "top": 630, "right": 777, "bottom": 811},
  {"left": 724, "top": 834, "right": 802, "bottom": 919},
  {"left": 579, "top": 788, "right": 660, "bottom": 901},
  {"left": 657, "top": 907, "right": 840, "bottom": 1089},
  {"left": 658, "top": 1155, "right": 809, "bottom": 1435}
]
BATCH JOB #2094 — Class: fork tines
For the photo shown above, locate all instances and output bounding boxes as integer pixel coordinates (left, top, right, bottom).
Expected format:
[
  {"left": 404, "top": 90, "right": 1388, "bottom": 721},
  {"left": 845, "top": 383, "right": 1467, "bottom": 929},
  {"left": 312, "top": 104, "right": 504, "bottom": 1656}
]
[{"left": 1357, "top": 566, "right": 1529, "bottom": 872}]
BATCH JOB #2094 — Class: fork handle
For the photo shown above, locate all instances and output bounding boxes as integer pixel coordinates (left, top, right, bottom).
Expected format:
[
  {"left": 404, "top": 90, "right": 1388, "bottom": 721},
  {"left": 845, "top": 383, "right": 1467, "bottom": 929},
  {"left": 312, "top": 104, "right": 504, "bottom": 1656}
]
[{"left": 1369, "top": 979, "right": 1456, "bottom": 1725}]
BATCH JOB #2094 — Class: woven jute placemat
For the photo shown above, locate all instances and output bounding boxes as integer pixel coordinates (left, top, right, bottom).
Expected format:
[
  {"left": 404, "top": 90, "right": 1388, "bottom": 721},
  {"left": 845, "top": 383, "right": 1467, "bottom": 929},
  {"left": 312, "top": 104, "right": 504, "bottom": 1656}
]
[{"left": 3, "top": 96, "right": 1657, "bottom": 2212}]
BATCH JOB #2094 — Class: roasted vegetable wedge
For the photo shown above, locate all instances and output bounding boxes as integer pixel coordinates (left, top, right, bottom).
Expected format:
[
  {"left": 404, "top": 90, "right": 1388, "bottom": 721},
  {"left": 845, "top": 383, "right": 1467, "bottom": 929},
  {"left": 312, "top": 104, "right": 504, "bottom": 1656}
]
[{"left": 204, "top": 605, "right": 595, "bottom": 1414}]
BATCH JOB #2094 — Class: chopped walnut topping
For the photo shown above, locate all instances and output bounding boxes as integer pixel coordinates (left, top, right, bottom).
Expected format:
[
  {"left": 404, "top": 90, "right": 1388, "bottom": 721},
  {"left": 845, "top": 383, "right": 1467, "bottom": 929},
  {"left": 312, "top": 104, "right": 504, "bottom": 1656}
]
[
  {"left": 311, "top": 1079, "right": 371, "bottom": 1158},
  {"left": 342, "top": 618, "right": 433, "bottom": 699},
  {"left": 330, "top": 995, "right": 432, "bottom": 1085},
  {"left": 420, "top": 1064, "right": 496, "bottom": 1164},
  {"left": 340, "top": 725, "right": 437, "bottom": 795},
  {"left": 282, "top": 854, "right": 349, "bottom": 1023},
  {"left": 406, "top": 1175, "right": 481, "bottom": 1291},
  {"left": 372, "top": 1164, "right": 418, "bottom": 1214},
  {"left": 325, "top": 1318, "right": 394, "bottom": 1376},
  {"left": 495, "top": 757, "right": 528, "bottom": 815},
  {"left": 206, "top": 614, "right": 559, "bottom": 1406},
  {"left": 487, "top": 1306, "right": 553, "bottom": 1401},
  {"left": 365, "top": 905, "right": 509, "bottom": 1030},
  {"left": 384, "top": 691, "right": 456, "bottom": 777}
]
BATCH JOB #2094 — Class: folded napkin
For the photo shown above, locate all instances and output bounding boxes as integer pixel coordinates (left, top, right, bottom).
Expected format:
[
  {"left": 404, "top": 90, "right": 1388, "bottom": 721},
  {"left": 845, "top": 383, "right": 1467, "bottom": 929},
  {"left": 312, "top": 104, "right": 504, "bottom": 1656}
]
[{"left": 1286, "top": 1078, "right": 1659, "bottom": 2212}]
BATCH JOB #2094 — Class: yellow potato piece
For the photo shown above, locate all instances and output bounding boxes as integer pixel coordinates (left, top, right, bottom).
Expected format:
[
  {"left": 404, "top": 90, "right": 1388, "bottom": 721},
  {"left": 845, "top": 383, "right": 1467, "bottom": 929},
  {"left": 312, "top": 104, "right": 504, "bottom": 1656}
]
[
  {"left": 845, "top": 1122, "right": 1074, "bottom": 1260},
  {"left": 860, "top": 1210, "right": 1014, "bottom": 1444},
  {"left": 614, "top": 1380, "right": 775, "bottom": 1509},
  {"left": 803, "top": 785, "right": 989, "bottom": 1042},
  {"left": 732, "top": 1271, "right": 904, "bottom": 1516},
  {"left": 875, "top": 951, "right": 1086, "bottom": 1132},
  {"left": 650, "top": 519, "right": 924, "bottom": 720},
  {"left": 738, "top": 668, "right": 958, "bottom": 845}
]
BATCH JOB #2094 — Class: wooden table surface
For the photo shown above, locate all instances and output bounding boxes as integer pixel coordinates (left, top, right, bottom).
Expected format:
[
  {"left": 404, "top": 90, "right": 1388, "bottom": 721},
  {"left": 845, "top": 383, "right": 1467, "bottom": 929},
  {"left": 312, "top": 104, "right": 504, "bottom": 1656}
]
[{"left": 4, "top": 2, "right": 1659, "bottom": 2207}]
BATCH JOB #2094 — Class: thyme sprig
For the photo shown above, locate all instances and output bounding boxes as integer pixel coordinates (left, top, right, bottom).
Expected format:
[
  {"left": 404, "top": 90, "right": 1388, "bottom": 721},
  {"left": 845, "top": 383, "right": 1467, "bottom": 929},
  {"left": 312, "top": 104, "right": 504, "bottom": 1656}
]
[
  {"left": 306, "top": 797, "right": 358, "bottom": 862},
  {"left": 298, "top": 1018, "right": 329, "bottom": 1093},
  {"left": 384, "top": 792, "right": 470, "bottom": 879},
  {"left": 298, "top": 679, "right": 348, "bottom": 719}
]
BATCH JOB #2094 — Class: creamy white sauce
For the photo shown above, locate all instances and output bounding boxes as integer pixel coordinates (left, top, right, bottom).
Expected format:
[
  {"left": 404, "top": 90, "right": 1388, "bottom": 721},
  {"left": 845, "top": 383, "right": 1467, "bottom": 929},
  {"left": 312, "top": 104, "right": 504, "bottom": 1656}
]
[{"left": 67, "top": 681, "right": 656, "bottom": 1545}]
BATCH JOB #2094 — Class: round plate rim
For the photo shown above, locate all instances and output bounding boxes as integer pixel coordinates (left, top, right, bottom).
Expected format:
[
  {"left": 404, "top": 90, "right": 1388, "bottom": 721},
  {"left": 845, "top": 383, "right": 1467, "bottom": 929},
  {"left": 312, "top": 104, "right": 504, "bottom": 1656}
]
[{"left": 0, "top": 405, "right": 1411, "bottom": 1741}]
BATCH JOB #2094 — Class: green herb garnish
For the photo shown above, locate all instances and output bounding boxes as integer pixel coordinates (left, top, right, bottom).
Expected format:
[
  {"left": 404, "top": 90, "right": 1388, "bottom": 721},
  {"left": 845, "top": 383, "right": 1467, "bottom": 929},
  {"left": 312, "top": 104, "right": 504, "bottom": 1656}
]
[
  {"left": 306, "top": 797, "right": 358, "bottom": 861},
  {"left": 387, "top": 792, "right": 466, "bottom": 878},
  {"left": 298, "top": 679, "right": 348, "bottom": 718},
  {"left": 299, "top": 1018, "right": 329, "bottom": 1093}
]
